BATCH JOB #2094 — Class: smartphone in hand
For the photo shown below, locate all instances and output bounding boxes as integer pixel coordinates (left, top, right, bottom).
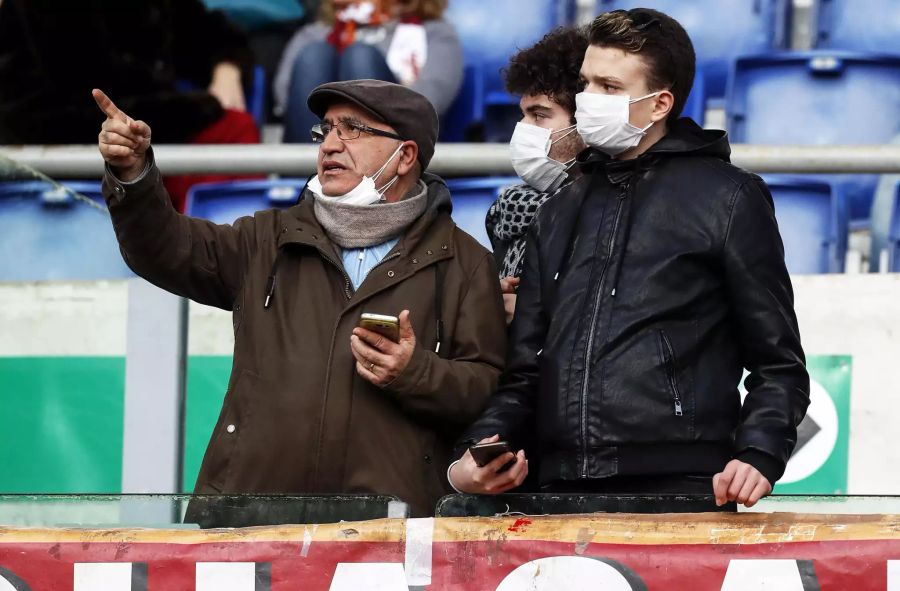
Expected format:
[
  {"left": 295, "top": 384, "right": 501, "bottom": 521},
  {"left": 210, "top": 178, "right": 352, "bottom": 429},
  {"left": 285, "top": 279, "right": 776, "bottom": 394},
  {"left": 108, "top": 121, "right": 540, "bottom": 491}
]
[
  {"left": 359, "top": 313, "right": 400, "bottom": 342},
  {"left": 469, "top": 441, "right": 516, "bottom": 472}
]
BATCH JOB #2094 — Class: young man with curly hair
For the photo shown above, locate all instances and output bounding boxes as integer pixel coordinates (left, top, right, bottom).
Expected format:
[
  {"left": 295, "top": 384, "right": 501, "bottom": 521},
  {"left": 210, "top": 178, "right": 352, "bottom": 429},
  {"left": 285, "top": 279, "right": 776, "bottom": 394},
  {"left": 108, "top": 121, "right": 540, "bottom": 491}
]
[
  {"left": 486, "top": 26, "right": 589, "bottom": 324},
  {"left": 451, "top": 9, "right": 809, "bottom": 510}
]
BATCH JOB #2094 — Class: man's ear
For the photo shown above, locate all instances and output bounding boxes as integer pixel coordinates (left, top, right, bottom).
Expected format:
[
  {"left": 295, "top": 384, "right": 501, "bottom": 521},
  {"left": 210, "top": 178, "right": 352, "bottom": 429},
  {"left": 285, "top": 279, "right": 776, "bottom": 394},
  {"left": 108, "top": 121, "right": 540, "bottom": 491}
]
[
  {"left": 396, "top": 140, "right": 419, "bottom": 176},
  {"left": 651, "top": 90, "right": 675, "bottom": 123}
]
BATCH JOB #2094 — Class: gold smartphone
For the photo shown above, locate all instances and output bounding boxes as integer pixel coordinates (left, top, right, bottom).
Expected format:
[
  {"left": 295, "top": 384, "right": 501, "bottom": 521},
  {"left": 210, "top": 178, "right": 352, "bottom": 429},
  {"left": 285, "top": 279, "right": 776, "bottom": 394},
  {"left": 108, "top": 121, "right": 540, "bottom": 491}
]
[{"left": 359, "top": 313, "right": 400, "bottom": 342}]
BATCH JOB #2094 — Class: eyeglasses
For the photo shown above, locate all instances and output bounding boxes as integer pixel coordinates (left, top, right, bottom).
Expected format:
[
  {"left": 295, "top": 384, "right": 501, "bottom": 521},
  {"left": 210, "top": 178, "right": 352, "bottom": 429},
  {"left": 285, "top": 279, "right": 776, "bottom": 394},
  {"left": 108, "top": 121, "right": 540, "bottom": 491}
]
[{"left": 311, "top": 120, "right": 403, "bottom": 143}]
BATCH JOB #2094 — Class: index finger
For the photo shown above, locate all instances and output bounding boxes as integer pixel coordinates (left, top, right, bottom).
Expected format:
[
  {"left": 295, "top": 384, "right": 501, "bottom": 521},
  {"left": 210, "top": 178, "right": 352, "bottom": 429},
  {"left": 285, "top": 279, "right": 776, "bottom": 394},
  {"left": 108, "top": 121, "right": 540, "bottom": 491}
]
[
  {"left": 92, "top": 88, "right": 127, "bottom": 122},
  {"left": 713, "top": 471, "right": 731, "bottom": 505}
]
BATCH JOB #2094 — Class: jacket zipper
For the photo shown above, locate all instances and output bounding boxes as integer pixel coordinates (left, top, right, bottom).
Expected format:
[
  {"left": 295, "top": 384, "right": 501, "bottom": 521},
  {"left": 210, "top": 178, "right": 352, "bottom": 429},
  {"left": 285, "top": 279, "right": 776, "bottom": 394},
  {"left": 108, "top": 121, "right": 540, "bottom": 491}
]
[
  {"left": 328, "top": 250, "right": 403, "bottom": 300},
  {"left": 319, "top": 252, "right": 354, "bottom": 299},
  {"left": 579, "top": 182, "right": 629, "bottom": 477},
  {"left": 658, "top": 330, "right": 684, "bottom": 416}
]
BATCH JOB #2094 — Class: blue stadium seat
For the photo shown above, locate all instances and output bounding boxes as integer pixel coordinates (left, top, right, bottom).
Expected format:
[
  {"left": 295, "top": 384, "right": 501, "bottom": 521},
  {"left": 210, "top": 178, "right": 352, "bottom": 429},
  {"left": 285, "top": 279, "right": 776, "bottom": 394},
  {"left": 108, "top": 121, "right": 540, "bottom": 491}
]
[
  {"left": 727, "top": 51, "right": 900, "bottom": 220},
  {"left": 0, "top": 181, "right": 133, "bottom": 281},
  {"left": 815, "top": 0, "right": 900, "bottom": 54},
  {"left": 595, "top": 0, "right": 790, "bottom": 100},
  {"left": 445, "top": 177, "right": 520, "bottom": 249},
  {"left": 890, "top": 182, "right": 900, "bottom": 273},
  {"left": 185, "top": 179, "right": 306, "bottom": 224},
  {"left": 680, "top": 65, "right": 707, "bottom": 126},
  {"left": 440, "top": 63, "right": 485, "bottom": 142},
  {"left": 442, "top": 0, "right": 575, "bottom": 141},
  {"left": 248, "top": 66, "right": 267, "bottom": 128},
  {"left": 763, "top": 176, "right": 848, "bottom": 274}
]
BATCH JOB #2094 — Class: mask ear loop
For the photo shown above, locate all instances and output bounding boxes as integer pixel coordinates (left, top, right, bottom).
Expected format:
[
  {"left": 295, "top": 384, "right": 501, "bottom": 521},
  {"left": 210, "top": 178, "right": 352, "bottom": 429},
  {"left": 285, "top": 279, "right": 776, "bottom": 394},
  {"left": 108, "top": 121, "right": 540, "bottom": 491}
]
[
  {"left": 376, "top": 175, "right": 400, "bottom": 198},
  {"left": 629, "top": 91, "right": 663, "bottom": 133},
  {"left": 372, "top": 142, "right": 405, "bottom": 183},
  {"left": 548, "top": 125, "right": 579, "bottom": 168},
  {"left": 628, "top": 90, "right": 662, "bottom": 104},
  {"left": 549, "top": 125, "right": 578, "bottom": 146},
  {"left": 373, "top": 142, "right": 405, "bottom": 197}
]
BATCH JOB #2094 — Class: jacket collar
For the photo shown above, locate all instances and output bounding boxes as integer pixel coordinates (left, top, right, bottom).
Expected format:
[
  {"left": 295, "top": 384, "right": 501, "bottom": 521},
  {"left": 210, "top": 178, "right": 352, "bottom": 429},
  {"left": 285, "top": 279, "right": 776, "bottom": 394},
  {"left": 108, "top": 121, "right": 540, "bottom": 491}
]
[
  {"left": 276, "top": 172, "right": 454, "bottom": 257},
  {"left": 577, "top": 117, "right": 732, "bottom": 178},
  {"left": 273, "top": 173, "right": 456, "bottom": 306}
]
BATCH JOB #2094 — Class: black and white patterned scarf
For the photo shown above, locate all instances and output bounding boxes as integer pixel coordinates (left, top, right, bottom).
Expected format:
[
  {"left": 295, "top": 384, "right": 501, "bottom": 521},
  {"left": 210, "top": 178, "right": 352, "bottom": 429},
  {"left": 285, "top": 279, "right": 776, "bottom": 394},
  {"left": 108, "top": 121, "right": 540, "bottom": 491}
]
[{"left": 486, "top": 183, "right": 557, "bottom": 278}]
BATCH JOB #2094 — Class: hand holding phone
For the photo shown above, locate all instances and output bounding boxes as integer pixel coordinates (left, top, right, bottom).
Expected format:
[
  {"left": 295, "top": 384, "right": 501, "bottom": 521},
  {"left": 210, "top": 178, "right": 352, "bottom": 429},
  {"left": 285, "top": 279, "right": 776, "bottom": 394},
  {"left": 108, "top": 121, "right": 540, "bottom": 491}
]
[
  {"left": 448, "top": 435, "right": 529, "bottom": 495},
  {"left": 351, "top": 310, "right": 416, "bottom": 389},
  {"left": 358, "top": 313, "right": 400, "bottom": 342},
  {"left": 469, "top": 440, "right": 516, "bottom": 472}
]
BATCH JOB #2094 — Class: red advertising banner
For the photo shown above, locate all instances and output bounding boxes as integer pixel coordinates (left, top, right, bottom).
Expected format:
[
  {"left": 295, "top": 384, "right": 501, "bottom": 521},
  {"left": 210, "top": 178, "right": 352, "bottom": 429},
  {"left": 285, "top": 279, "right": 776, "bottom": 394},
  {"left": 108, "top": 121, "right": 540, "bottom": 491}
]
[{"left": 1, "top": 512, "right": 898, "bottom": 590}]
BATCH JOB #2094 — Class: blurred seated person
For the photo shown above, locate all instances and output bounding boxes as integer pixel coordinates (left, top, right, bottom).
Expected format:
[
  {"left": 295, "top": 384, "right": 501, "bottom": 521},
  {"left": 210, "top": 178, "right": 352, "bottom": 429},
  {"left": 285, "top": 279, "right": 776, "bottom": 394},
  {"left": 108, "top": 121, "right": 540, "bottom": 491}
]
[
  {"left": 0, "top": 0, "right": 260, "bottom": 212},
  {"left": 275, "top": 0, "right": 462, "bottom": 142},
  {"left": 202, "top": 0, "right": 311, "bottom": 120}
]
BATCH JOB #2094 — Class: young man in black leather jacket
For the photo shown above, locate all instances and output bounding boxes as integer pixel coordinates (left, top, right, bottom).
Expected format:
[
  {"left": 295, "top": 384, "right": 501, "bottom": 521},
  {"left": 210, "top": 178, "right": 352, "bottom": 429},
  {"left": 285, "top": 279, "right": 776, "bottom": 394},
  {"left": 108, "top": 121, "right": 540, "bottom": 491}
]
[{"left": 449, "top": 8, "right": 809, "bottom": 510}]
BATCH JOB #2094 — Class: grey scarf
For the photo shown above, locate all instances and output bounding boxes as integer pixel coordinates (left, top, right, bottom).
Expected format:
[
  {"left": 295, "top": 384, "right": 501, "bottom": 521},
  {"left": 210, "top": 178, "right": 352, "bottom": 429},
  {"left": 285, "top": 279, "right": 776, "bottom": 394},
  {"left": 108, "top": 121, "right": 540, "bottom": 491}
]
[{"left": 313, "top": 181, "right": 429, "bottom": 248}]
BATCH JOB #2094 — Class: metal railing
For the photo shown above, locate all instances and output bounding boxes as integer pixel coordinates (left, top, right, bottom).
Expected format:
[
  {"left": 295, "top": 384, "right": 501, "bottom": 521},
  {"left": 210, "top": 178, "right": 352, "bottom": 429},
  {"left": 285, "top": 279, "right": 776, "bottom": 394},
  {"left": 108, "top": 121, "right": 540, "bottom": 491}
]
[{"left": 3, "top": 144, "right": 900, "bottom": 176}]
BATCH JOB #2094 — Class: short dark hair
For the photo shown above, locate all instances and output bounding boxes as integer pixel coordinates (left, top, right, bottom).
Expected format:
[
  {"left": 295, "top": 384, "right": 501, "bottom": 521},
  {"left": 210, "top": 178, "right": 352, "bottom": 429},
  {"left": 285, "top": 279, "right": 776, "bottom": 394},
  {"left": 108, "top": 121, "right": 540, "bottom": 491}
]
[
  {"left": 504, "top": 27, "right": 589, "bottom": 119},
  {"left": 588, "top": 8, "right": 696, "bottom": 120}
]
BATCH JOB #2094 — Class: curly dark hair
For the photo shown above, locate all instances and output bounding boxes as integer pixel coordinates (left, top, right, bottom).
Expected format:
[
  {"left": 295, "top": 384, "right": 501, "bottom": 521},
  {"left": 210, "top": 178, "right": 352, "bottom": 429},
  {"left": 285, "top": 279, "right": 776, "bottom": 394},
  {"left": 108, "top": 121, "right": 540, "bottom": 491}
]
[
  {"left": 589, "top": 9, "right": 696, "bottom": 120},
  {"left": 503, "top": 27, "right": 589, "bottom": 119}
]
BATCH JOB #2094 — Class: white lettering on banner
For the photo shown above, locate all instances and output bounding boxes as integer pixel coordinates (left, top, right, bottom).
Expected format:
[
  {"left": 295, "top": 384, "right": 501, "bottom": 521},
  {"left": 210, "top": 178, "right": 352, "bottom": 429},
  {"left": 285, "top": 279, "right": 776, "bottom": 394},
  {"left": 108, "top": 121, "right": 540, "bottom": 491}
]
[
  {"left": 495, "top": 556, "right": 647, "bottom": 591},
  {"left": 0, "top": 567, "right": 32, "bottom": 591},
  {"left": 196, "top": 563, "right": 256, "bottom": 591},
  {"left": 404, "top": 518, "right": 434, "bottom": 586},
  {"left": 889, "top": 561, "right": 900, "bottom": 590},
  {"left": 74, "top": 563, "right": 139, "bottom": 591},
  {"left": 327, "top": 563, "right": 408, "bottom": 591},
  {"left": 720, "top": 559, "right": 819, "bottom": 590}
]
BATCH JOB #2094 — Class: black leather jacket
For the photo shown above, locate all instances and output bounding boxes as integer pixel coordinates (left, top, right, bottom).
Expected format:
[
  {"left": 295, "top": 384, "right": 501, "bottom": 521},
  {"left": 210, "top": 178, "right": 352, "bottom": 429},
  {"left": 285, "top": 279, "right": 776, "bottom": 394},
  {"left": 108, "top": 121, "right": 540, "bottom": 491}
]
[{"left": 457, "top": 119, "right": 810, "bottom": 486}]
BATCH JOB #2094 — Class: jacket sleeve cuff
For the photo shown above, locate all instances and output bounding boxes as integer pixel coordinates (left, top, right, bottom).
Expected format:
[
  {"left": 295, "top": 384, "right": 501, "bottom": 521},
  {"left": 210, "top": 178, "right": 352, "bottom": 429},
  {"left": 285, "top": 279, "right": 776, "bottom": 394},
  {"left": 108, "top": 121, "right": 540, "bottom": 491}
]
[
  {"left": 452, "top": 436, "right": 481, "bottom": 463},
  {"left": 102, "top": 149, "right": 158, "bottom": 205},
  {"left": 447, "top": 460, "right": 464, "bottom": 493},
  {"left": 735, "top": 449, "right": 785, "bottom": 485},
  {"left": 107, "top": 160, "right": 151, "bottom": 186},
  {"left": 384, "top": 344, "right": 430, "bottom": 395}
]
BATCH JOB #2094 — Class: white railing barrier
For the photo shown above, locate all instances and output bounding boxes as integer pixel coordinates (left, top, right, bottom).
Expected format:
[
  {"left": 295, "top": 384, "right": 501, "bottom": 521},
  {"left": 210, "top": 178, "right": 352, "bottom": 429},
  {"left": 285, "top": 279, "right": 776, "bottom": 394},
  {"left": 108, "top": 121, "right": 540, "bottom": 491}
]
[{"left": 3, "top": 144, "right": 900, "bottom": 176}]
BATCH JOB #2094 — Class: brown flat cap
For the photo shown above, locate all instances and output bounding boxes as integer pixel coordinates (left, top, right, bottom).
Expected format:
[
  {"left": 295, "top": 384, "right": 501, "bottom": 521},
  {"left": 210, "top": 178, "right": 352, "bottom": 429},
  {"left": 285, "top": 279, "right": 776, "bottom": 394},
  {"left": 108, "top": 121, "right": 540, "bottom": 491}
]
[{"left": 307, "top": 79, "right": 439, "bottom": 169}]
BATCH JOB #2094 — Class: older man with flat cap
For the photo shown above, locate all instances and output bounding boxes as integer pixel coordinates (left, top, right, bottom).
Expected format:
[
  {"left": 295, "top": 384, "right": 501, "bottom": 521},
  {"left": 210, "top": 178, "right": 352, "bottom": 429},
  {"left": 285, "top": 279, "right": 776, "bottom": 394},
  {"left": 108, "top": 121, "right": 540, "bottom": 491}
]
[{"left": 93, "top": 80, "right": 506, "bottom": 518}]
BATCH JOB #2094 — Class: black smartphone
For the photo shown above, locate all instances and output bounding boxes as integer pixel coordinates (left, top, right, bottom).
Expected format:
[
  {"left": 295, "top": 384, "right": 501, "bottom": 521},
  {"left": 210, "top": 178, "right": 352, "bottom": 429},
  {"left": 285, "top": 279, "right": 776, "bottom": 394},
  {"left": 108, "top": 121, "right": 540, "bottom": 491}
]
[{"left": 468, "top": 441, "right": 516, "bottom": 470}]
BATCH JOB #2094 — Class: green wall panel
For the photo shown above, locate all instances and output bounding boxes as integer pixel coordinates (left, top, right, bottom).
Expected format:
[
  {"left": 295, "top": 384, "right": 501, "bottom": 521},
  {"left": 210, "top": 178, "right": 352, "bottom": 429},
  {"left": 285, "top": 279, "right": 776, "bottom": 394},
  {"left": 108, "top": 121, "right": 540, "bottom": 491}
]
[
  {"left": 0, "top": 354, "right": 855, "bottom": 496},
  {"left": 182, "top": 356, "right": 232, "bottom": 492},
  {"left": 0, "top": 357, "right": 125, "bottom": 493}
]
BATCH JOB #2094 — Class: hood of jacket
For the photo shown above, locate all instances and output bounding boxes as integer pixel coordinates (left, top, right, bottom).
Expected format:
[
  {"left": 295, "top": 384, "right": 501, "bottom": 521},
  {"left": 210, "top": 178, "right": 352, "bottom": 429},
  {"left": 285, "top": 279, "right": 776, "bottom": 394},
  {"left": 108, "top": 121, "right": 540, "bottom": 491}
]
[{"left": 577, "top": 118, "right": 731, "bottom": 175}]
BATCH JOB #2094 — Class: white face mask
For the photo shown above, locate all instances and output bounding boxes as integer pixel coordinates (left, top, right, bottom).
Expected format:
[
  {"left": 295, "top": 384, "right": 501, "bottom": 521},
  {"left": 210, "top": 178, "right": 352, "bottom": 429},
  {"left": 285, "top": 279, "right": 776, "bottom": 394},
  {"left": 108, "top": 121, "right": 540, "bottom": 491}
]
[
  {"left": 509, "top": 122, "right": 577, "bottom": 193},
  {"left": 308, "top": 143, "right": 403, "bottom": 206},
  {"left": 575, "top": 91, "right": 661, "bottom": 156}
]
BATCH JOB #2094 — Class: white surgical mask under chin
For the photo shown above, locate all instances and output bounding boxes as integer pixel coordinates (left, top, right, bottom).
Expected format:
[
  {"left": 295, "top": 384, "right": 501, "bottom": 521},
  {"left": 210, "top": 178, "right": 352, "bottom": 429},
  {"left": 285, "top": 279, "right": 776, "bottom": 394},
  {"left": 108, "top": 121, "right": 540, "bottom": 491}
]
[
  {"left": 509, "top": 122, "right": 578, "bottom": 193},
  {"left": 308, "top": 144, "right": 403, "bottom": 206},
  {"left": 574, "top": 91, "right": 660, "bottom": 156}
]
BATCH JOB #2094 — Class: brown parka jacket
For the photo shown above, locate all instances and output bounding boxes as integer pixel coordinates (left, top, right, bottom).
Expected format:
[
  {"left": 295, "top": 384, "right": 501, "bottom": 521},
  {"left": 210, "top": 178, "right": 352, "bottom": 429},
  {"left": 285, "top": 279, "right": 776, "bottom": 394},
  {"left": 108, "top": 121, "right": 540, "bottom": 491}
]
[{"left": 102, "top": 159, "right": 506, "bottom": 516}]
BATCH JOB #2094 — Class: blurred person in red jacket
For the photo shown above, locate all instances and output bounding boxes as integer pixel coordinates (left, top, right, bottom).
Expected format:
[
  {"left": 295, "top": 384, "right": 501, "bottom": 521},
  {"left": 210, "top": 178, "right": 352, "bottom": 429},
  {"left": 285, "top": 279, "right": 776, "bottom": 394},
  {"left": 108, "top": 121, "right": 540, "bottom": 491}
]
[{"left": 0, "top": 0, "right": 261, "bottom": 211}]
